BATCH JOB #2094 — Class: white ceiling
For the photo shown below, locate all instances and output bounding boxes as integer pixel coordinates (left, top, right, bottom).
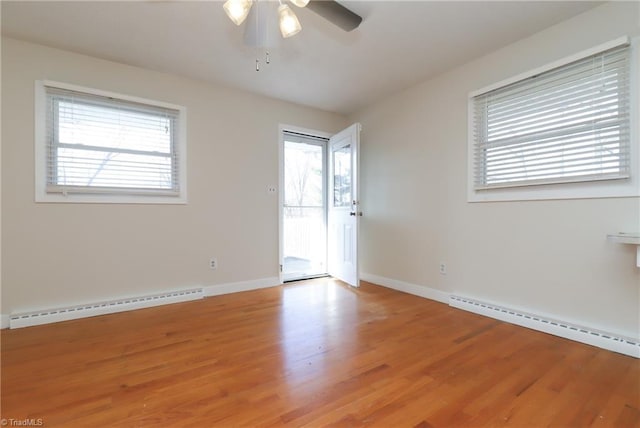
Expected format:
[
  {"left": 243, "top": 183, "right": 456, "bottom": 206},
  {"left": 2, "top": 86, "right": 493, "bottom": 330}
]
[{"left": 1, "top": 1, "right": 601, "bottom": 115}]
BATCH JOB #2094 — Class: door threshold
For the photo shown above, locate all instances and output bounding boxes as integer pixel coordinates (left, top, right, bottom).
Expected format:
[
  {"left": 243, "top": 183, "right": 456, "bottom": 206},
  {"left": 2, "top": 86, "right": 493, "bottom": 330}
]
[{"left": 283, "top": 274, "right": 330, "bottom": 283}]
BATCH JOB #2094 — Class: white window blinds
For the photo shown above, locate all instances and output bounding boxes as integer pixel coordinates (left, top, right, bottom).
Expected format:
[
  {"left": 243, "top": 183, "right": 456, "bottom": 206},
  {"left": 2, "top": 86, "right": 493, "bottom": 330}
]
[
  {"left": 45, "top": 85, "right": 181, "bottom": 196},
  {"left": 472, "top": 43, "right": 631, "bottom": 190}
]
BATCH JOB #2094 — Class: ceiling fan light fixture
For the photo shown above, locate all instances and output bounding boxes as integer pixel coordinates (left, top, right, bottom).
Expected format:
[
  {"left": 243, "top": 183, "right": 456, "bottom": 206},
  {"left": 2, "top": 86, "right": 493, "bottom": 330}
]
[
  {"left": 223, "top": 0, "right": 253, "bottom": 26},
  {"left": 290, "top": 0, "right": 310, "bottom": 8},
  {"left": 278, "top": 4, "right": 302, "bottom": 38}
]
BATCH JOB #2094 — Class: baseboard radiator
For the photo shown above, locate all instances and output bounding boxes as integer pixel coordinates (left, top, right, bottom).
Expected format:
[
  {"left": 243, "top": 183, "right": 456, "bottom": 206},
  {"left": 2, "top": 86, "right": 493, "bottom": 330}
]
[
  {"left": 449, "top": 295, "right": 640, "bottom": 359},
  {"left": 9, "top": 288, "right": 204, "bottom": 329}
]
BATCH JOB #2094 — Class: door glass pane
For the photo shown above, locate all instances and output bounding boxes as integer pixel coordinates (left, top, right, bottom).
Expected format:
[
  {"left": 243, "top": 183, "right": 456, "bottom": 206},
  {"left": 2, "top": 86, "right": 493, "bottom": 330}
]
[
  {"left": 283, "top": 140, "right": 326, "bottom": 280},
  {"left": 333, "top": 145, "right": 351, "bottom": 207}
]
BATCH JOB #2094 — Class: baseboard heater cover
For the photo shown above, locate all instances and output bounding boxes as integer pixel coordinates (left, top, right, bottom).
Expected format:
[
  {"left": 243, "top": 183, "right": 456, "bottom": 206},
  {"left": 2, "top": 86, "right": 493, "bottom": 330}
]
[
  {"left": 9, "top": 288, "right": 204, "bottom": 329},
  {"left": 449, "top": 295, "right": 640, "bottom": 359}
]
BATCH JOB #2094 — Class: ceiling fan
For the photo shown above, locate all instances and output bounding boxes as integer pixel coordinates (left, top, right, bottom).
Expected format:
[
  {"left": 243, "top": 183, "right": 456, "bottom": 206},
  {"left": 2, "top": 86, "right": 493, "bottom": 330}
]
[
  {"left": 224, "top": 0, "right": 362, "bottom": 70},
  {"left": 223, "top": 0, "right": 362, "bottom": 38}
]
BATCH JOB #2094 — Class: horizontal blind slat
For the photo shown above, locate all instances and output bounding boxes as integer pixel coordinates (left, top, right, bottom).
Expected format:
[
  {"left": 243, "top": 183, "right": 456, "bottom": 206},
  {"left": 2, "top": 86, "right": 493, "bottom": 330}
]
[
  {"left": 483, "top": 69, "right": 628, "bottom": 118},
  {"left": 484, "top": 86, "right": 628, "bottom": 133},
  {"left": 483, "top": 65, "right": 628, "bottom": 114},
  {"left": 475, "top": 173, "right": 629, "bottom": 190},
  {"left": 476, "top": 143, "right": 629, "bottom": 168},
  {"left": 479, "top": 116, "right": 628, "bottom": 150},
  {"left": 476, "top": 48, "right": 628, "bottom": 104}
]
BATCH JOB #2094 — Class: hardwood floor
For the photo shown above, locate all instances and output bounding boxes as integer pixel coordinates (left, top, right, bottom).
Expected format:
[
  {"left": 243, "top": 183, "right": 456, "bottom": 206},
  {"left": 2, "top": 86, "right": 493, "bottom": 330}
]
[{"left": 2, "top": 279, "right": 639, "bottom": 427}]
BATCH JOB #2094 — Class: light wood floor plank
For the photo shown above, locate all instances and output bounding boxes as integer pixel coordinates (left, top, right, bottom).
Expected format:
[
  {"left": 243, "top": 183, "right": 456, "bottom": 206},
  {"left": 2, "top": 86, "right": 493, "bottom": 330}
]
[{"left": 2, "top": 278, "right": 638, "bottom": 427}]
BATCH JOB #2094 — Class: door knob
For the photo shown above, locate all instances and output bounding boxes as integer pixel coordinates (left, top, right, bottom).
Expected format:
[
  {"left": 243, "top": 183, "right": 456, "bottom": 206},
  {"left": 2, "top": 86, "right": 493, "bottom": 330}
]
[{"left": 350, "top": 212, "right": 356, "bottom": 216}]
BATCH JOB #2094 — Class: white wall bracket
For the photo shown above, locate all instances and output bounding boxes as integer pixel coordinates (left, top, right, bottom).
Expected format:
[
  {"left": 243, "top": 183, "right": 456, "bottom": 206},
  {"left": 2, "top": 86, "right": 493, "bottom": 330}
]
[{"left": 607, "top": 232, "right": 640, "bottom": 267}]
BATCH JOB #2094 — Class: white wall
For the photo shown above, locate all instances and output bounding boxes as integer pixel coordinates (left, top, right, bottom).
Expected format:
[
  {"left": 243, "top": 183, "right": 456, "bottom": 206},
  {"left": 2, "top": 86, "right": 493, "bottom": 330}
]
[
  {"left": 3, "top": 3, "right": 639, "bottom": 339},
  {"left": 353, "top": 2, "right": 640, "bottom": 339},
  {"left": 1, "top": 37, "right": 347, "bottom": 316}
]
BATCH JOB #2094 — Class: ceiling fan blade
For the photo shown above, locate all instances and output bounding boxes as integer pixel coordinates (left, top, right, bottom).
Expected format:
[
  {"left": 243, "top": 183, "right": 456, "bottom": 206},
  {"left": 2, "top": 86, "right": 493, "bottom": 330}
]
[{"left": 307, "top": 0, "right": 362, "bottom": 32}]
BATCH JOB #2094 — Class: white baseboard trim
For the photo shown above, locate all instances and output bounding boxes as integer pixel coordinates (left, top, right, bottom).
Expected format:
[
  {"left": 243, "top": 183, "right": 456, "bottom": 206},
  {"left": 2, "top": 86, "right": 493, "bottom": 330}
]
[
  {"left": 9, "top": 288, "right": 205, "bottom": 329},
  {"left": 360, "top": 272, "right": 450, "bottom": 304},
  {"left": 203, "top": 276, "right": 281, "bottom": 297},
  {"left": 1, "top": 314, "right": 9, "bottom": 329},
  {"left": 361, "top": 272, "right": 638, "bottom": 359},
  {"left": 450, "top": 295, "right": 640, "bottom": 359},
  {"left": 3, "top": 276, "right": 282, "bottom": 330}
]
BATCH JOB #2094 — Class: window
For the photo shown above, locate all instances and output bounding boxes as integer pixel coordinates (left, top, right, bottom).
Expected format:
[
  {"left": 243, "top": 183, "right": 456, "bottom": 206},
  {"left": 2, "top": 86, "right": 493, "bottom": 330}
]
[
  {"left": 332, "top": 145, "right": 352, "bottom": 207},
  {"left": 468, "top": 38, "right": 636, "bottom": 201},
  {"left": 35, "top": 81, "right": 186, "bottom": 203}
]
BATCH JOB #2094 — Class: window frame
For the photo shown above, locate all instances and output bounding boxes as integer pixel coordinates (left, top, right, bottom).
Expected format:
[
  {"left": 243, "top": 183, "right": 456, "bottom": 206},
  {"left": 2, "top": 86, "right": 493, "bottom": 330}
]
[
  {"left": 35, "top": 80, "right": 187, "bottom": 204},
  {"left": 467, "top": 36, "right": 639, "bottom": 202}
]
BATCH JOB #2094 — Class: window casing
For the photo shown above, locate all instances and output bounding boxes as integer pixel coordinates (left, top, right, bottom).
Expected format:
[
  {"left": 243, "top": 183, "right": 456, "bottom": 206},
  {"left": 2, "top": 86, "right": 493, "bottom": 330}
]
[
  {"left": 468, "top": 37, "right": 638, "bottom": 202},
  {"left": 35, "top": 81, "right": 187, "bottom": 204}
]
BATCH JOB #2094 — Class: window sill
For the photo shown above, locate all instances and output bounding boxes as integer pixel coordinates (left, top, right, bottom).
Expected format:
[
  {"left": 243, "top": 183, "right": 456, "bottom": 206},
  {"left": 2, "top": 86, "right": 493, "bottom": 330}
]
[
  {"left": 467, "top": 178, "right": 640, "bottom": 203},
  {"left": 35, "top": 192, "right": 187, "bottom": 205}
]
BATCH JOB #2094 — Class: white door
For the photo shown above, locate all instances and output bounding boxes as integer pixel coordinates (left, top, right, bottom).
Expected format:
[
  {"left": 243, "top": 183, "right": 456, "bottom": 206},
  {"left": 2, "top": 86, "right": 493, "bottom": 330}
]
[{"left": 328, "top": 123, "right": 361, "bottom": 287}]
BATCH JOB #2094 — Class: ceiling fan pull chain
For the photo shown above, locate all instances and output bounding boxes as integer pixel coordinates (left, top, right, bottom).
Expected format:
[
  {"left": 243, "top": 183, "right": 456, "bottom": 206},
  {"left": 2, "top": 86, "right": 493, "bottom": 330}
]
[
  {"left": 256, "top": 58, "right": 260, "bottom": 72},
  {"left": 266, "top": 51, "right": 270, "bottom": 65}
]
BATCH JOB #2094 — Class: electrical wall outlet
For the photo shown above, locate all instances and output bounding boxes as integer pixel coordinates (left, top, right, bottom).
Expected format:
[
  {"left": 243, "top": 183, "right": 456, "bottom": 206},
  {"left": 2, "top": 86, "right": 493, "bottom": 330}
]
[
  {"left": 210, "top": 258, "right": 218, "bottom": 270},
  {"left": 439, "top": 263, "right": 447, "bottom": 275}
]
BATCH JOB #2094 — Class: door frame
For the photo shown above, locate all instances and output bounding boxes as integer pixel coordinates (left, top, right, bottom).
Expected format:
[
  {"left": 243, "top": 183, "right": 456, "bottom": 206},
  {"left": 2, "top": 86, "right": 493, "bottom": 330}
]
[{"left": 278, "top": 124, "right": 332, "bottom": 284}]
